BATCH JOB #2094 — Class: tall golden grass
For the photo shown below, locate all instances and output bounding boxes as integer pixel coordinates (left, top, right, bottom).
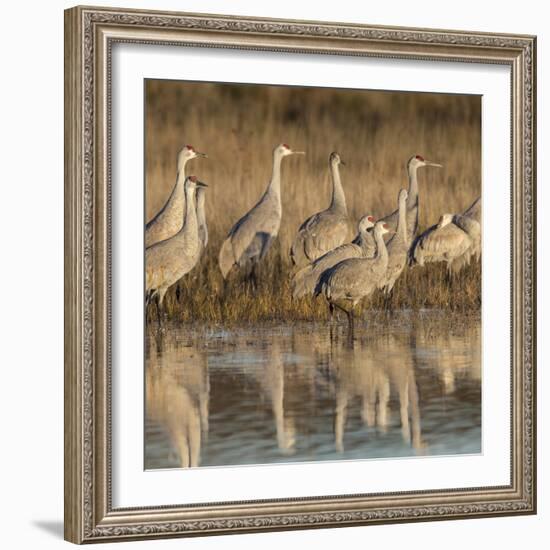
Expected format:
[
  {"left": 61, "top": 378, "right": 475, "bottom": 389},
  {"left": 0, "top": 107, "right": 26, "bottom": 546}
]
[{"left": 145, "top": 80, "right": 481, "bottom": 323}]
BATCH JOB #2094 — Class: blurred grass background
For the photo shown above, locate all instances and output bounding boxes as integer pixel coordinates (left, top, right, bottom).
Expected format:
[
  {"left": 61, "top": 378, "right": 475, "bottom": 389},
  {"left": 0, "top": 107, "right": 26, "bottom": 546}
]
[{"left": 145, "top": 80, "right": 481, "bottom": 323}]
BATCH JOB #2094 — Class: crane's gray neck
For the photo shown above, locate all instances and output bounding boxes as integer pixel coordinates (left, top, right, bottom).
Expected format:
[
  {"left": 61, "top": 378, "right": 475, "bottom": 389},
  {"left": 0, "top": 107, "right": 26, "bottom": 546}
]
[
  {"left": 407, "top": 164, "right": 419, "bottom": 209},
  {"left": 374, "top": 230, "right": 388, "bottom": 264},
  {"left": 183, "top": 184, "right": 198, "bottom": 237},
  {"left": 266, "top": 152, "right": 283, "bottom": 200},
  {"left": 196, "top": 189, "right": 206, "bottom": 223},
  {"left": 196, "top": 189, "right": 207, "bottom": 241},
  {"left": 329, "top": 161, "right": 347, "bottom": 212},
  {"left": 397, "top": 198, "right": 408, "bottom": 243},
  {"left": 177, "top": 154, "right": 189, "bottom": 176},
  {"left": 168, "top": 165, "right": 187, "bottom": 205}
]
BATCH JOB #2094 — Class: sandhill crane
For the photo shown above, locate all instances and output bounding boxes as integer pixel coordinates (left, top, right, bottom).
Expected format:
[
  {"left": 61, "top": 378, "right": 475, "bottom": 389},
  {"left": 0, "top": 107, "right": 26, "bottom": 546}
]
[
  {"left": 290, "top": 152, "right": 351, "bottom": 268},
  {"left": 218, "top": 143, "right": 305, "bottom": 280},
  {"left": 291, "top": 214, "right": 376, "bottom": 299},
  {"left": 409, "top": 213, "right": 473, "bottom": 274},
  {"left": 145, "top": 144, "right": 207, "bottom": 248},
  {"left": 381, "top": 155, "right": 442, "bottom": 239},
  {"left": 196, "top": 186, "right": 208, "bottom": 250},
  {"left": 146, "top": 176, "right": 207, "bottom": 308},
  {"left": 318, "top": 221, "right": 391, "bottom": 333},
  {"left": 381, "top": 189, "right": 409, "bottom": 294}
]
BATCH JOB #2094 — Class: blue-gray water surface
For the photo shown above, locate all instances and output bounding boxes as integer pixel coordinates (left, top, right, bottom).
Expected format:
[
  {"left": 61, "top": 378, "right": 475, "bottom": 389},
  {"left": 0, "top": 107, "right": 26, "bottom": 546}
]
[{"left": 145, "top": 312, "right": 481, "bottom": 469}]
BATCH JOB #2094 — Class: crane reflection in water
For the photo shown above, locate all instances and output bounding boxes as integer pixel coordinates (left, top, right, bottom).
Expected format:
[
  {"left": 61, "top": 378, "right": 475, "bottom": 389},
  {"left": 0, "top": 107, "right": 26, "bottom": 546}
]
[{"left": 145, "top": 312, "right": 481, "bottom": 470}]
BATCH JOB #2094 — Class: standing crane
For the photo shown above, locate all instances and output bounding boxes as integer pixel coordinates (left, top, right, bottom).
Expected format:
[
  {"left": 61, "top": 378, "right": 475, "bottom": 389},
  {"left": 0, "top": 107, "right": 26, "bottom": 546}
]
[
  {"left": 290, "top": 152, "right": 351, "bottom": 268},
  {"left": 381, "top": 155, "right": 442, "bottom": 240},
  {"left": 318, "top": 221, "right": 391, "bottom": 334},
  {"left": 291, "top": 214, "right": 376, "bottom": 299},
  {"left": 410, "top": 195, "right": 481, "bottom": 275},
  {"left": 409, "top": 213, "right": 473, "bottom": 275},
  {"left": 381, "top": 189, "right": 410, "bottom": 294},
  {"left": 218, "top": 143, "right": 305, "bottom": 280},
  {"left": 196, "top": 185, "right": 208, "bottom": 250},
  {"left": 145, "top": 144, "right": 207, "bottom": 248},
  {"left": 146, "top": 176, "right": 207, "bottom": 309}
]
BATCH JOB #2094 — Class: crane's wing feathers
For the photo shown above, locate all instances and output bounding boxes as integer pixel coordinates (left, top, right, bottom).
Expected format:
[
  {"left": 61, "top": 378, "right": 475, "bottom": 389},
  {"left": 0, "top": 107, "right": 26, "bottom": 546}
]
[
  {"left": 293, "top": 243, "right": 362, "bottom": 299},
  {"left": 418, "top": 223, "right": 471, "bottom": 258},
  {"left": 324, "top": 257, "right": 382, "bottom": 300},
  {"left": 223, "top": 197, "right": 280, "bottom": 269},
  {"left": 240, "top": 232, "right": 273, "bottom": 265},
  {"left": 299, "top": 211, "right": 322, "bottom": 232},
  {"left": 303, "top": 215, "right": 349, "bottom": 260}
]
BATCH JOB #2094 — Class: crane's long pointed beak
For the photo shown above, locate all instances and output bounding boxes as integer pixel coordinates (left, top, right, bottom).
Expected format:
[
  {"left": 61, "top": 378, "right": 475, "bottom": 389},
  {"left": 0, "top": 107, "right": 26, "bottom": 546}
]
[
  {"left": 425, "top": 160, "right": 442, "bottom": 167},
  {"left": 292, "top": 150, "right": 306, "bottom": 155},
  {"left": 196, "top": 181, "right": 208, "bottom": 188},
  {"left": 196, "top": 151, "right": 208, "bottom": 158}
]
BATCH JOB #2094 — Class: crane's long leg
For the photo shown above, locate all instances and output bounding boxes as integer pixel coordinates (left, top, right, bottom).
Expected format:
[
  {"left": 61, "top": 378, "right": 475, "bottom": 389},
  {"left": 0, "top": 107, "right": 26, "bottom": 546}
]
[
  {"left": 157, "top": 287, "right": 169, "bottom": 328},
  {"left": 156, "top": 295, "right": 162, "bottom": 331},
  {"left": 383, "top": 290, "right": 390, "bottom": 311},
  {"left": 329, "top": 302, "right": 335, "bottom": 323},
  {"left": 445, "top": 265, "right": 454, "bottom": 286},
  {"left": 346, "top": 308, "right": 355, "bottom": 345},
  {"left": 328, "top": 302, "right": 336, "bottom": 342},
  {"left": 250, "top": 262, "right": 259, "bottom": 291}
]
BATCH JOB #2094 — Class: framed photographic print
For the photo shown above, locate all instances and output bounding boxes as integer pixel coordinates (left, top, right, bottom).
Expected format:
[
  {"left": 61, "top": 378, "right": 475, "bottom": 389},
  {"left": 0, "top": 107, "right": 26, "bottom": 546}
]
[{"left": 64, "top": 5, "right": 537, "bottom": 544}]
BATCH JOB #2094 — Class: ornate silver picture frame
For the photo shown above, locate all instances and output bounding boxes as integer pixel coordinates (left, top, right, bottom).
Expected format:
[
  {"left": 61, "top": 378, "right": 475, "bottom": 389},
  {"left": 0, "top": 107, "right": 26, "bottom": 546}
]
[{"left": 64, "top": 5, "right": 536, "bottom": 544}]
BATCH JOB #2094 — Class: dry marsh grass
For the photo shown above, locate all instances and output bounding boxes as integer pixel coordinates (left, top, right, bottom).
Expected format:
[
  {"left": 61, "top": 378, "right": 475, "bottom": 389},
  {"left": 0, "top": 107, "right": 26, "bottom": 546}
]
[{"left": 145, "top": 80, "right": 481, "bottom": 324}]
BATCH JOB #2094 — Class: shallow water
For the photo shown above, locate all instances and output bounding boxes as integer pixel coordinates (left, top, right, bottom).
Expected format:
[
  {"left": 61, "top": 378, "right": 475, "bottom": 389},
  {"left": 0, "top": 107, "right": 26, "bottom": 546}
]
[{"left": 145, "top": 312, "right": 481, "bottom": 469}]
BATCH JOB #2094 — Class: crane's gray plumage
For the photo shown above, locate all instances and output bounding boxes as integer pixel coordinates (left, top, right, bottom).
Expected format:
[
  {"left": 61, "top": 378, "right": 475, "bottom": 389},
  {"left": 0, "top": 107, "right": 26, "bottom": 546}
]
[
  {"left": 410, "top": 196, "right": 481, "bottom": 274},
  {"left": 380, "top": 155, "right": 442, "bottom": 240},
  {"left": 381, "top": 189, "right": 409, "bottom": 294},
  {"left": 290, "top": 152, "right": 351, "bottom": 268},
  {"left": 218, "top": 144, "right": 304, "bottom": 279},
  {"left": 291, "top": 214, "right": 376, "bottom": 299},
  {"left": 410, "top": 213, "right": 472, "bottom": 273},
  {"left": 319, "top": 221, "right": 391, "bottom": 331},
  {"left": 146, "top": 176, "right": 207, "bottom": 306},
  {"left": 145, "top": 144, "right": 207, "bottom": 248},
  {"left": 196, "top": 186, "right": 208, "bottom": 250}
]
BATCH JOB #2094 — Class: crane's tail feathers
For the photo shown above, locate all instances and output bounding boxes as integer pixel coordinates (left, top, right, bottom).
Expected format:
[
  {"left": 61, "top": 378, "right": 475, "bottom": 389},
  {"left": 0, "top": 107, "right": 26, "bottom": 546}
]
[
  {"left": 407, "top": 249, "right": 417, "bottom": 267},
  {"left": 314, "top": 271, "right": 331, "bottom": 299},
  {"left": 158, "top": 288, "right": 168, "bottom": 307},
  {"left": 218, "top": 238, "right": 236, "bottom": 280},
  {"left": 408, "top": 235, "right": 422, "bottom": 267},
  {"left": 146, "top": 289, "right": 159, "bottom": 306}
]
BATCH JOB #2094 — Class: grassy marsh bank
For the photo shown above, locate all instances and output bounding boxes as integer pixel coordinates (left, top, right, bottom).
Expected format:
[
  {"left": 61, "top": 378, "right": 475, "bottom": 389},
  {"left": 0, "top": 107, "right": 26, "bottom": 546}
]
[{"left": 145, "top": 81, "right": 481, "bottom": 324}]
